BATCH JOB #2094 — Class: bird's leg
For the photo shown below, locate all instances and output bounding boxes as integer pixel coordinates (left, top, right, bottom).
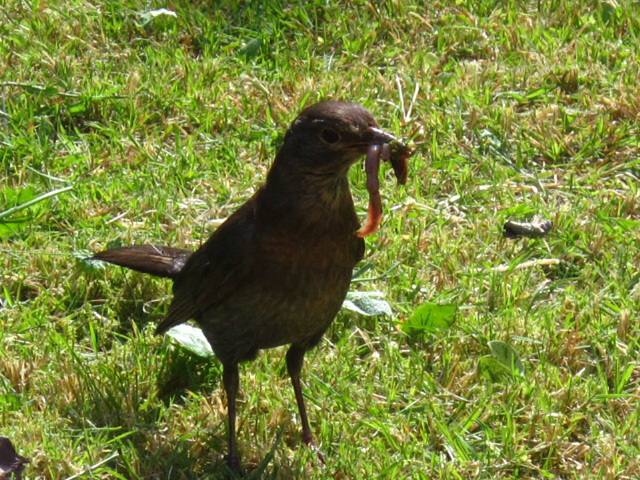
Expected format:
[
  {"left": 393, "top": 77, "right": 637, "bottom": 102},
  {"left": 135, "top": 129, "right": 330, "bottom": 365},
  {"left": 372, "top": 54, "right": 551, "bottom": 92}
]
[
  {"left": 285, "top": 345, "right": 312, "bottom": 444},
  {"left": 223, "top": 363, "right": 243, "bottom": 475},
  {"left": 286, "top": 345, "right": 325, "bottom": 464}
]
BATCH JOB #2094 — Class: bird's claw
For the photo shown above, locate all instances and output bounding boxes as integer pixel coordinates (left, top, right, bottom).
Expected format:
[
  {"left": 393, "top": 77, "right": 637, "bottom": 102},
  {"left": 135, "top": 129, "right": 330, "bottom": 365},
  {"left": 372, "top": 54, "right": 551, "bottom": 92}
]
[{"left": 313, "top": 445, "right": 326, "bottom": 465}]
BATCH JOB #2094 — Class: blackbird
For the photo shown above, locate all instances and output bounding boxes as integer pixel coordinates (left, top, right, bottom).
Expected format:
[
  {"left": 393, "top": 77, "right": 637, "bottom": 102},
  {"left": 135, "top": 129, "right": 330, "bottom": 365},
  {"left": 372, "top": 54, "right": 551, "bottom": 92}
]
[{"left": 92, "top": 100, "right": 412, "bottom": 474}]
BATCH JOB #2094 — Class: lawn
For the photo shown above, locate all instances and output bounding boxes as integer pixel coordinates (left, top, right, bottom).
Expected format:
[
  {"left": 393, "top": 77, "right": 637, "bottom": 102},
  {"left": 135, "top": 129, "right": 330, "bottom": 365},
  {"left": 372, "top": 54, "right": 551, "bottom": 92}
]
[{"left": 1, "top": 0, "right": 639, "bottom": 478}]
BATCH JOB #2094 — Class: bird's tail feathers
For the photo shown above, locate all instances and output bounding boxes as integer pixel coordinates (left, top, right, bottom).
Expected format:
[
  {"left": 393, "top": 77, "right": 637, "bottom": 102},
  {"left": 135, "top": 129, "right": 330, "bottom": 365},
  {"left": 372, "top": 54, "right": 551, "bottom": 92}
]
[{"left": 91, "top": 245, "right": 192, "bottom": 279}]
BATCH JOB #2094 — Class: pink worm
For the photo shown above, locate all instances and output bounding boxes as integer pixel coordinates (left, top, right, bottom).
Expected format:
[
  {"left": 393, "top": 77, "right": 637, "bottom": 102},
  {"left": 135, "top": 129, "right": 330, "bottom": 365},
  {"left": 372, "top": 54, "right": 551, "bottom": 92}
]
[
  {"left": 357, "top": 144, "right": 384, "bottom": 238},
  {"left": 357, "top": 141, "right": 412, "bottom": 238}
]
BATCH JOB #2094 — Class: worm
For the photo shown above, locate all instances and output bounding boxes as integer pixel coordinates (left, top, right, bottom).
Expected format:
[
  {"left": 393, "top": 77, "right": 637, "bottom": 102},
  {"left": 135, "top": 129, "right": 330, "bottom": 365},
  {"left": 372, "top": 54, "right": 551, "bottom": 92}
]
[
  {"left": 357, "top": 140, "right": 413, "bottom": 238},
  {"left": 357, "top": 144, "right": 383, "bottom": 238}
]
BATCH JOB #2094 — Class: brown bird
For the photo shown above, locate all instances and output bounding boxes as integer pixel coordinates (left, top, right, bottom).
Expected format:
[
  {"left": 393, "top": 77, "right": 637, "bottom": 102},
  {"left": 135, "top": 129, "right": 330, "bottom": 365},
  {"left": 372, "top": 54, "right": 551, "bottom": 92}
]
[{"left": 92, "top": 100, "right": 412, "bottom": 474}]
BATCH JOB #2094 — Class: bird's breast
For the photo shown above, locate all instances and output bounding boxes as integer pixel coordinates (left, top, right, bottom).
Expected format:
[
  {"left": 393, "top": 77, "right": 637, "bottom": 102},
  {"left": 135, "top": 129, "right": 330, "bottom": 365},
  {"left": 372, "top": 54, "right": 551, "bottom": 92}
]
[{"left": 201, "top": 230, "right": 362, "bottom": 364}]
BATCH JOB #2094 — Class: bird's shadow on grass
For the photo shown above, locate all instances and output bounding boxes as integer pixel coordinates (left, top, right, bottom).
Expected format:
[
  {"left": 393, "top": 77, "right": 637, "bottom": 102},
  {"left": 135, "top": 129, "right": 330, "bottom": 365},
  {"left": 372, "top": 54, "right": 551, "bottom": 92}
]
[
  {"left": 155, "top": 352, "right": 289, "bottom": 479},
  {"left": 65, "top": 343, "right": 289, "bottom": 478},
  {"left": 156, "top": 346, "right": 223, "bottom": 402}
]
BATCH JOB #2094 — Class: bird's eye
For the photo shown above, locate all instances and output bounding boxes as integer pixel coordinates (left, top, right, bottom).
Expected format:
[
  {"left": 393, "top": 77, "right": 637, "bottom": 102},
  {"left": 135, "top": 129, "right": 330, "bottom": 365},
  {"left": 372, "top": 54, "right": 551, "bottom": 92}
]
[{"left": 319, "top": 128, "right": 341, "bottom": 144}]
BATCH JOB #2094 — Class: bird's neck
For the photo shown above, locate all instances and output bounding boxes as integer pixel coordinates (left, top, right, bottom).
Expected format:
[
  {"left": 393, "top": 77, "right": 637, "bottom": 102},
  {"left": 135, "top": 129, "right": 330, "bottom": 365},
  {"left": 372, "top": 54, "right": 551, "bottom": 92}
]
[{"left": 258, "top": 160, "right": 360, "bottom": 236}]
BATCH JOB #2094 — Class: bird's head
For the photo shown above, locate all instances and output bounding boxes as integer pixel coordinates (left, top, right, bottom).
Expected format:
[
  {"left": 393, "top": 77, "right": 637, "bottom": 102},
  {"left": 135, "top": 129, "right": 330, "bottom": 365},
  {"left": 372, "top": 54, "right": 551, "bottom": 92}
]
[
  {"left": 275, "top": 100, "right": 399, "bottom": 176},
  {"left": 263, "top": 100, "right": 413, "bottom": 237}
]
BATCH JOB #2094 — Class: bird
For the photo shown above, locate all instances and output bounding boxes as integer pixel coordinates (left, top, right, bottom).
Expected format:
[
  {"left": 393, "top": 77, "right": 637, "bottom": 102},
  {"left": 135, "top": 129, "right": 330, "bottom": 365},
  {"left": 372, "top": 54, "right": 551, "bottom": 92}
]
[
  {"left": 0, "top": 437, "right": 30, "bottom": 479},
  {"left": 91, "top": 100, "right": 411, "bottom": 474}
]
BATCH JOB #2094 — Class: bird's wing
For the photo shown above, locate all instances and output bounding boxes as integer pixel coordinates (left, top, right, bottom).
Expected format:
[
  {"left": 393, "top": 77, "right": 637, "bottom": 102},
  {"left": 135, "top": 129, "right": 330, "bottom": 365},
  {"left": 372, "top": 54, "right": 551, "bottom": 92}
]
[{"left": 155, "top": 199, "right": 257, "bottom": 335}]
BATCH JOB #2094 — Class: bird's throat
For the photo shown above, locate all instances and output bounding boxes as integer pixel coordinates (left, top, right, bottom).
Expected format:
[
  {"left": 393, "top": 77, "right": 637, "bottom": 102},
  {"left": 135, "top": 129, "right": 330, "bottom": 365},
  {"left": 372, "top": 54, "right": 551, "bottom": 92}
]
[{"left": 260, "top": 165, "right": 359, "bottom": 237}]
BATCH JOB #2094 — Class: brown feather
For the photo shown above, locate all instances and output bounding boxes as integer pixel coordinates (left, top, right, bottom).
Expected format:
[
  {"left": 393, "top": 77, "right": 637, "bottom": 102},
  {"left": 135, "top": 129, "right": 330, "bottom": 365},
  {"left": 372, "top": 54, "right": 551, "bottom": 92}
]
[{"left": 91, "top": 245, "right": 191, "bottom": 278}]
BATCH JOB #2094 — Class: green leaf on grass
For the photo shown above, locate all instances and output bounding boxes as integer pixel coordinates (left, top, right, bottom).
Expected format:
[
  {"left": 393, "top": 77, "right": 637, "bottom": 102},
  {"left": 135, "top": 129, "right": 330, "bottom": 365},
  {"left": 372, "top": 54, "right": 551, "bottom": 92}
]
[
  {"left": 1, "top": 187, "right": 38, "bottom": 213},
  {"left": 424, "top": 52, "right": 440, "bottom": 68},
  {"left": 68, "top": 102, "right": 88, "bottom": 116},
  {"left": 478, "top": 356, "right": 512, "bottom": 382},
  {"left": 601, "top": 1, "right": 618, "bottom": 22},
  {"left": 0, "top": 185, "right": 73, "bottom": 238},
  {"left": 139, "top": 8, "right": 177, "bottom": 30},
  {"left": 140, "top": 8, "right": 177, "bottom": 24},
  {"left": 489, "top": 340, "right": 525, "bottom": 375},
  {"left": 239, "top": 37, "right": 263, "bottom": 59},
  {"left": 401, "top": 302, "right": 457, "bottom": 335},
  {"left": 0, "top": 187, "right": 37, "bottom": 238},
  {"left": 343, "top": 291, "right": 392, "bottom": 316},
  {"left": 0, "top": 393, "right": 21, "bottom": 410},
  {"left": 165, "top": 324, "right": 214, "bottom": 358}
]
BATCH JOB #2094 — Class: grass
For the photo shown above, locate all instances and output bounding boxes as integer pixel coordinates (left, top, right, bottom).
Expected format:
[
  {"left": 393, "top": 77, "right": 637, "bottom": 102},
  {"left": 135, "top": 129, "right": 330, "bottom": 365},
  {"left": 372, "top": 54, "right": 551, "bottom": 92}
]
[{"left": 1, "top": 0, "right": 639, "bottom": 478}]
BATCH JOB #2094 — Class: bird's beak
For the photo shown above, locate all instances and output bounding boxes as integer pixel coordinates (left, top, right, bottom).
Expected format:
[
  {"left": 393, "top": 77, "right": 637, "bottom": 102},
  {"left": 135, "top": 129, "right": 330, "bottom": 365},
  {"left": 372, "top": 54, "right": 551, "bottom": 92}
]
[{"left": 365, "top": 126, "right": 398, "bottom": 146}]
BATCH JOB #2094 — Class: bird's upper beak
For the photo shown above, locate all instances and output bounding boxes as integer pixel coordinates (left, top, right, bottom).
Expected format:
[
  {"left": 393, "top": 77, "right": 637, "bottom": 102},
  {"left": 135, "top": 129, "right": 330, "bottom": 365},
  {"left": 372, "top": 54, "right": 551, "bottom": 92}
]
[
  {"left": 346, "top": 126, "right": 398, "bottom": 154},
  {"left": 364, "top": 126, "right": 398, "bottom": 146}
]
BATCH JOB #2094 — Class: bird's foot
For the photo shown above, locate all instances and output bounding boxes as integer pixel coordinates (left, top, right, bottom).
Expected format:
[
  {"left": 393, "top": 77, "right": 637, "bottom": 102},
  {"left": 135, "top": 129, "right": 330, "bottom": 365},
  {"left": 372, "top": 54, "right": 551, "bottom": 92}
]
[
  {"left": 312, "top": 444, "right": 326, "bottom": 465},
  {"left": 303, "top": 435, "right": 326, "bottom": 465}
]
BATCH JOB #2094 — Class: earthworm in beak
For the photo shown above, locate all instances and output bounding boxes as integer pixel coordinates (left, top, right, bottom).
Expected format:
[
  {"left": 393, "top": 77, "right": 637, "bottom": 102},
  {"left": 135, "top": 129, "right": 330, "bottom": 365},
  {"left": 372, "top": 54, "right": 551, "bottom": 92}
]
[{"left": 357, "top": 138, "right": 414, "bottom": 238}]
